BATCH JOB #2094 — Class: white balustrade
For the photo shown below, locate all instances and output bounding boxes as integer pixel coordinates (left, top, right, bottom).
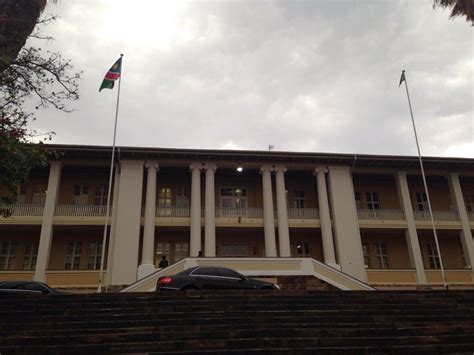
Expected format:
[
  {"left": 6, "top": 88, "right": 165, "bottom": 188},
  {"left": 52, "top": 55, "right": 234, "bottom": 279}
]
[
  {"left": 217, "top": 207, "right": 264, "bottom": 219},
  {"left": 156, "top": 206, "right": 190, "bottom": 218},
  {"left": 413, "top": 210, "right": 459, "bottom": 221},
  {"left": 54, "top": 205, "right": 108, "bottom": 217},
  {"left": 1, "top": 204, "right": 44, "bottom": 216},
  {"left": 287, "top": 208, "right": 319, "bottom": 219},
  {"left": 357, "top": 209, "right": 405, "bottom": 220}
]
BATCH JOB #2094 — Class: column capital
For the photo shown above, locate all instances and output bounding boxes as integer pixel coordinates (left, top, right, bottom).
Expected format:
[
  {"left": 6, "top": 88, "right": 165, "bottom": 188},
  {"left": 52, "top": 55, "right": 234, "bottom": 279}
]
[
  {"left": 395, "top": 170, "right": 407, "bottom": 178},
  {"left": 273, "top": 165, "right": 287, "bottom": 174},
  {"left": 203, "top": 163, "right": 217, "bottom": 172},
  {"left": 145, "top": 161, "right": 159, "bottom": 170},
  {"left": 313, "top": 166, "right": 328, "bottom": 175},
  {"left": 259, "top": 164, "right": 273, "bottom": 174},
  {"left": 189, "top": 162, "right": 204, "bottom": 171}
]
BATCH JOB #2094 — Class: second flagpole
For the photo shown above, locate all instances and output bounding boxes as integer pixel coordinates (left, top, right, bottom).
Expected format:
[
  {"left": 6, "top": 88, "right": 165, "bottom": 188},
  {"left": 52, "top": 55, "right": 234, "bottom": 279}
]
[
  {"left": 97, "top": 54, "right": 124, "bottom": 293},
  {"left": 401, "top": 70, "right": 447, "bottom": 290}
]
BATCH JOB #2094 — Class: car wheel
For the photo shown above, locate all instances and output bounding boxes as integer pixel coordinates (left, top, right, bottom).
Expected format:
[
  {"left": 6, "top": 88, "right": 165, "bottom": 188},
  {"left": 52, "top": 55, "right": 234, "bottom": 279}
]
[{"left": 181, "top": 285, "right": 199, "bottom": 291}]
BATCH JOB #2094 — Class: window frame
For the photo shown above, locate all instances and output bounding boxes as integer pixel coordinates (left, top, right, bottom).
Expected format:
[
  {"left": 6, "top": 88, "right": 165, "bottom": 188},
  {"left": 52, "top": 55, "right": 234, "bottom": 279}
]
[
  {"left": 22, "top": 241, "right": 38, "bottom": 270},
  {"left": 375, "top": 242, "right": 390, "bottom": 269},
  {"left": 87, "top": 241, "right": 102, "bottom": 270},
  {"left": 426, "top": 242, "right": 441, "bottom": 269},
  {"left": 64, "top": 241, "right": 82, "bottom": 270},
  {"left": 0, "top": 241, "right": 17, "bottom": 270}
]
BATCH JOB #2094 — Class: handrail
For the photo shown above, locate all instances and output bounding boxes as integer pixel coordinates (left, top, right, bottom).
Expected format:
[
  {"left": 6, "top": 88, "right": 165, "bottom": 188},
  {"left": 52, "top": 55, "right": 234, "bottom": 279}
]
[
  {"left": 156, "top": 206, "right": 190, "bottom": 217},
  {"left": 357, "top": 209, "right": 405, "bottom": 220},
  {"left": 413, "top": 210, "right": 459, "bottom": 221},
  {"left": 216, "top": 207, "right": 263, "bottom": 219},
  {"left": 55, "top": 205, "right": 108, "bottom": 217},
  {"left": 0, "top": 204, "right": 44, "bottom": 216},
  {"left": 287, "top": 208, "right": 319, "bottom": 219}
]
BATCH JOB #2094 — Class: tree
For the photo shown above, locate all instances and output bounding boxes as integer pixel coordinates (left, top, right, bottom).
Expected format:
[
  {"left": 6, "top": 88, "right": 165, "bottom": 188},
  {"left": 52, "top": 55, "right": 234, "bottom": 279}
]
[
  {"left": 0, "top": 0, "right": 81, "bottom": 215},
  {"left": 434, "top": 0, "right": 474, "bottom": 25}
]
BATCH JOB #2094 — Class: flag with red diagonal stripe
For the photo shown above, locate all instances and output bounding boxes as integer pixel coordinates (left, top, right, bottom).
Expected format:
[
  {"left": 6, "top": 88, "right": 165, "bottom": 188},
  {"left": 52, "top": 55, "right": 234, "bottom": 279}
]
[{"left": 99, "top": 56, "right": 122, "bottom": 92}]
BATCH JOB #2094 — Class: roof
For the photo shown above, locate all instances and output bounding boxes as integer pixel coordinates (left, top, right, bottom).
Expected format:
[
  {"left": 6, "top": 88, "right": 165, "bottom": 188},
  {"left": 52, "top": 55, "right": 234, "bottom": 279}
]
[{"left": 41, "top": 144, "right": 474, "bottom": 172}]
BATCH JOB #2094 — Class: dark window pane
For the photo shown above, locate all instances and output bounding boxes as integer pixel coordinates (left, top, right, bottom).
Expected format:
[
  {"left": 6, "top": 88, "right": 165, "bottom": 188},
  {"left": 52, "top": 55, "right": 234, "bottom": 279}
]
[{"left": 194, "top": 267, "right": 218, "bottom": 276}]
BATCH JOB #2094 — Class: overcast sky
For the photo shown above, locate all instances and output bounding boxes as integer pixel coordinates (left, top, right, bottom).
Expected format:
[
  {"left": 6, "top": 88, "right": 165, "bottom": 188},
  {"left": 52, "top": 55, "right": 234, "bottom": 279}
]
[{"left": 29, "top": 0, "right": 473, "bottom": 158}]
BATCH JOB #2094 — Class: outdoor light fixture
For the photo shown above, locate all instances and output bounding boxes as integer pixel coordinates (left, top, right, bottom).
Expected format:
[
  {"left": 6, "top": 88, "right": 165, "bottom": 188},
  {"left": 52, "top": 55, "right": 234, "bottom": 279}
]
[{"left": 236, "top": 166, "right": 243, "bottom": 173}]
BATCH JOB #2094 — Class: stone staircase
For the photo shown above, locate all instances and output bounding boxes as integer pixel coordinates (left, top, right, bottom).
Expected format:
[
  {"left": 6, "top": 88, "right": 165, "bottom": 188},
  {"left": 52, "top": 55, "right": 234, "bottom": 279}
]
[{"left": 1, "top": 290, "right": 474, "bottom": 353}]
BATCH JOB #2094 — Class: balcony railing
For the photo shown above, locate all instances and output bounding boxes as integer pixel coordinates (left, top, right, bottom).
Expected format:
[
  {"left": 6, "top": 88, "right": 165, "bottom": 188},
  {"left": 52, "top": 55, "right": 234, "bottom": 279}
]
[
  {"left": 1, "top": 204, "right": 44, "bottom": 216},
  {"left": 55, "top": 205, "right": 108, "bottom": 217},
  {"left": 468, "top": 212, "right": 474, "bottom": 222},
  {"left": 156, "top": 206, "right": 190, "bottom": 218},
  {"left": 288, "top": 208, "right": 319, "bottom": 219},
  {"left": 357, "top": 209, "right": 405, "bottom": 220},
  {"left": 413, "top": 210, "right": 459, "bottom": 221},
  {"left": 217, "top": 207, "right": 263, "bottom": 219}
]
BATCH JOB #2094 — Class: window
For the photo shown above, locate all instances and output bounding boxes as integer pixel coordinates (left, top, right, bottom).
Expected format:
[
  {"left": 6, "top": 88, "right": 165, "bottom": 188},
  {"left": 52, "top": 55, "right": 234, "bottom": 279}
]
[
  {"left": 293, "top": 190, "right": 305, "bottom": 209},
  {"left": 94, "top": 184, "right": 108, "bottom": 206},
  {"left": 193, "top": 267, "right": 219, "bottom": 276},
  {"left": 355, "top": 192, "right": 362, "bottom": 209},
  {"left": 416, "top": 192, "right": 428, "bottom": 211},
  {"left": 465, "top": 193, "right": 474, "bottom": 212},
  {"left": 174, "top": 243, "right": 189, "bottom": 262},
  {"left": 0, "top": 241, "right": 17, "bottom": 270},
  {"left": 74, "top": 185, "right": 89, "bottom": 205},
  {"left": 16, "top": 185, "right": 27, "bottom": 204},
  {"left": 32, "top": 184, "right": 46, "bottom": 205},
  {"left": 375, "top": 242, "right": 390, "bottom": 269},
  {"left": 219, "top": 268, "right": 242, "bottom": 279},
  {"left": 220, "top": 188, "right": 247, "bottom": 208},
  {"left": 65, "top": 241, "right": 82, "bottom": 270},
  {"left": 176, "top": 187, "right": 189, "bottom": 208},
  {"left": 295, "top": 242, "right": 311, "bottom": 257},
  {"left": 88, "top": 241, "right": 102, "bottom": 270},
  {"left": 222, "top": 243, "right": 249, "bottom": 257},
  {"left": 158, "top": 187, "right": 172, "bottom": 206},
  {"left": 158, "top": 187, "right": 173, "bottom": 216},
  {"left": 366, "top": 192, "right": 380, "bottom": 210},
  {"left": 23, "top": 241, "right": 38, "bottom": 270},
  {"left": 427, "top": 243, "right": 441, "bottom": 269},
  {"left": 362, "top": 243, "right": 370, "bottom": 268}
]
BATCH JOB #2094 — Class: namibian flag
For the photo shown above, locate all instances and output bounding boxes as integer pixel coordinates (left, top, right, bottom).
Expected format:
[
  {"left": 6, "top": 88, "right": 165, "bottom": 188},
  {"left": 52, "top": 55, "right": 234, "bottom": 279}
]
[{"left": 99, "top": 56, "right": 122, "bottom": 92}]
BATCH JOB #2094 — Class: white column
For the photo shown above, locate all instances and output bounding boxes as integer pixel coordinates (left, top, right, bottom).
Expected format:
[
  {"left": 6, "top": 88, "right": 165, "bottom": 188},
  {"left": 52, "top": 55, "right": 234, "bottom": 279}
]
[
  {"left": 190, "top": 163, "right": 202, "bottom": 257},
  {"left": 314, "top": 166, "right": 337, "bottom": 267},
  {"left": 138, "top": 162, "right": 159, "bottom": 279},
  {"left": 327, "top": 166, "right": 367, "bottom": 282},
  {"left": 110, "top": 160, "right": 144, "bottom": 286},
  {"left": 395, "top": 171, "right": 427, "bottom": 284},
  {"left": 260, "top": 165, "right": 277, "bottom": 257},
  {"left": 204, "top": 163, "right": 217, "bottom": 257},
  {"left": 447, "top": 173, "right": 474, "bottom": 268},
  {"left": 105, "top": 165, "right": 120, "bottom": 287},
  {"left": 274, "top": 165, "right": 290, "bottom": 257},
  {"left": 34, "top": 161, "right": 62, "bottom": 282}
]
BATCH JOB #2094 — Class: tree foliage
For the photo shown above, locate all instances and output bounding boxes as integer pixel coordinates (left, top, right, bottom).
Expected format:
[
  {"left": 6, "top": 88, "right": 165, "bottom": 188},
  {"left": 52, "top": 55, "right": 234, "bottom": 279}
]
[
  {"left": 434, "top": 0, "right": 474, "bottom": 25},
  {"left": 0, "top": 4, "right": 81, "bottom": 215}
]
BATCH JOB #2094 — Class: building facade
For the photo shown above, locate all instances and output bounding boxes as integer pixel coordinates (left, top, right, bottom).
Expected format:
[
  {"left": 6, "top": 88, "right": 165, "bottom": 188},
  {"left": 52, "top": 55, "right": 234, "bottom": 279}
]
[{"left": 1, "top": 144, "right": 474, "bottom": 289}]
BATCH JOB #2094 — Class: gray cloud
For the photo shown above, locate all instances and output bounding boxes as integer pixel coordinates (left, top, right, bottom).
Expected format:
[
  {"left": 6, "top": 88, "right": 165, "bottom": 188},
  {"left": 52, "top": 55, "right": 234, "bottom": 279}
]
[{"left": 28, "top": 0, "right": 473, "bottom": 157}]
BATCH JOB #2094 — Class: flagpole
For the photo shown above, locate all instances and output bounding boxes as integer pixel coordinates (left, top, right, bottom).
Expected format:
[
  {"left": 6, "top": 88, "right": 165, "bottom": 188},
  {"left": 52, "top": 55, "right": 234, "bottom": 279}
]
[
  {"left": 97, "top": 54, "right": 123, "bottom": 293},
  {"left": 401, "top": 70, "right": 447, "bottom": 290}
]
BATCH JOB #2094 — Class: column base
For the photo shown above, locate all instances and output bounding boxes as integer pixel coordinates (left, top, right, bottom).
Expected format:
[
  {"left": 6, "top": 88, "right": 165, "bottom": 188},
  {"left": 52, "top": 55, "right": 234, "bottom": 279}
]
[
  {"left": 325, "top": 262, "right": 341, "bottom": 271},
  {"left": 137, "top": 263, "right": 156, "bottom": 280}
]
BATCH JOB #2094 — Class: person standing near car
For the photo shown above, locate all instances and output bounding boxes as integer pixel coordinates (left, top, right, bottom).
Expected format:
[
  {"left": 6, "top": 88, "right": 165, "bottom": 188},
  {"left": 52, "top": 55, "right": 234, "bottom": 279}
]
[{"left": 159, "top": 255, "right": 169, "bottom": 268}]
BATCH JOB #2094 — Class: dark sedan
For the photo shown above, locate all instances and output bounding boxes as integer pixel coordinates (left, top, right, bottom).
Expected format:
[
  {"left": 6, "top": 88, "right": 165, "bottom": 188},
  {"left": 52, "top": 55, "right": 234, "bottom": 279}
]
[
  {"left": 157, "top": 266, "right": 280, "bottom": 291},
  {"left": 0, "top": 281, "right": 68, "bottom": 295}
]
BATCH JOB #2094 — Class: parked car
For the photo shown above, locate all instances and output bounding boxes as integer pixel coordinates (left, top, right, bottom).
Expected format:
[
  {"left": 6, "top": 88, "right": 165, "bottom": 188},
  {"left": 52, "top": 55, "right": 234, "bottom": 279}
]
[
  {"left": 156, "top": 266, "right": 280, "bottom": 291},
  {"left": 0, "top": 281, "right": 69, "bottom": 295}
]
